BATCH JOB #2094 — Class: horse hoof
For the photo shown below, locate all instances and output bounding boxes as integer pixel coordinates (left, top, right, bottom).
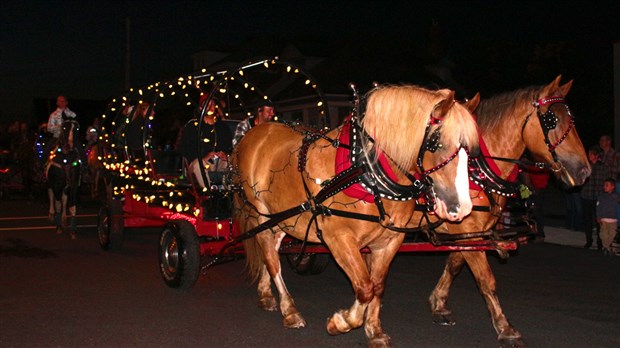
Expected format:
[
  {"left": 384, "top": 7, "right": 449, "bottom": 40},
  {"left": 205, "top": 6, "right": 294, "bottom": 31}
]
[
  {"left": 283, "top": 312, "right": 306, "bottom": 328},
  {"left": 499, "top": 337, "right": 526, "bottom": 348},
  {"left": 326, "top": 312, "right": 350, "bottom": 335},
  {"left": 431, "top": 311, "right": 455, "bottom": 326},
  {"left": 258, "top": 296, "right": 277, "bottom": 312},
  {"left": 368, "top": 333, "right": 391, "bottom": 348}
]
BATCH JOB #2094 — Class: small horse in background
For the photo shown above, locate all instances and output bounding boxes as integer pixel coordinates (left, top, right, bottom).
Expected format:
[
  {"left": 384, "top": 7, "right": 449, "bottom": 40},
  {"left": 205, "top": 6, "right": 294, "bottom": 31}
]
[
  {"left": 233, "top": 85, "right": 479, "bottom": 347},
  {"left": 425, "top": 76, "right": 590, "bottom": 347},
  {"left": 85, "top": 142, "right": 106, "bottom": 198},
  {"left": 45, "top": 119, "right": 83, "bottom": 239}
]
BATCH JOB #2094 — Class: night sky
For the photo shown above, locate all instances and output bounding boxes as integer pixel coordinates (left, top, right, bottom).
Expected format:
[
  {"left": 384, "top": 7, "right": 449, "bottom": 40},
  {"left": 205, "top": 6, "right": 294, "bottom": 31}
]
[{"left": 1, "top": 0, "right": 618, "bottom": 145}]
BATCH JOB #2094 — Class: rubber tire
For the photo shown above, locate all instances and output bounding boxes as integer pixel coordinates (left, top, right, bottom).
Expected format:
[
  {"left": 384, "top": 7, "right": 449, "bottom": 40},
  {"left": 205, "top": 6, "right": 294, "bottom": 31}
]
[
  {"left": 97, "top": 199, "right": 124, "bottom": 250},
  {"left": 285, "top": 252, "right": 330, "bottom": 275},
  {"left": 158, "top": 220, "right": 200, "bottom": 290}
]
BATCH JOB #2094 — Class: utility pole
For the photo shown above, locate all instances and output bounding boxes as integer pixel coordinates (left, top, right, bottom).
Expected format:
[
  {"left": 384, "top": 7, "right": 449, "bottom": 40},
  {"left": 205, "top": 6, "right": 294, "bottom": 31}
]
[{"left": 125, "top": 16, "right": 131, "bottom": 90}]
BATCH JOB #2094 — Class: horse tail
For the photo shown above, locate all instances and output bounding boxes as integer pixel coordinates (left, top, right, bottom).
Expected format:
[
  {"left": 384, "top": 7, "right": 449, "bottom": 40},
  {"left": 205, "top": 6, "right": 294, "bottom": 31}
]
[{"left": 243, "top": 237, "right": 264, "bottom": 284}]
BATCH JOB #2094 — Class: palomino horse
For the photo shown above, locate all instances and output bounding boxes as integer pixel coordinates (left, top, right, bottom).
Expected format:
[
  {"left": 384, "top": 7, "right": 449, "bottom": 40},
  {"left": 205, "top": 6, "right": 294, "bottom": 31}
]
[
  {"left": 46, "top": 119, "right": 83, "bottom": 239},
  {"left": 232, "top": 85, "right": 479, "bottom": 347},
  {"left": 425, "top": 76, "right": 590, "bottom": 347}
]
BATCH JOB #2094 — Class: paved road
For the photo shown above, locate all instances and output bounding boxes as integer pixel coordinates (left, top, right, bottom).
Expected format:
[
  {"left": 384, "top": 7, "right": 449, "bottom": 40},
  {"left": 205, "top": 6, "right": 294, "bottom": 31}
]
[{"left": 1, "top": 195, "right": 619, "bottom": 347}]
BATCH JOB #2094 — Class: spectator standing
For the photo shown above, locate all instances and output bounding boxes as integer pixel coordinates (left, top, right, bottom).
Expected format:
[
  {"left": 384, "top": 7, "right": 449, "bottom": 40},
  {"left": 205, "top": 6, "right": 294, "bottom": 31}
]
[
  {"left": 581, "top": 146, "right": 611, "bottom": 249},
  {"left": 598, "top": 135, "right": 620, "bottom": 180},
  {"left": 564, "top": 186, "right": 583, "bottom": 230},
  {"left": 596, "top": 178, "right": 619, "bottom": 255},
  {"left": 598, "top": 134, "right": 620, "bottom": 224}
]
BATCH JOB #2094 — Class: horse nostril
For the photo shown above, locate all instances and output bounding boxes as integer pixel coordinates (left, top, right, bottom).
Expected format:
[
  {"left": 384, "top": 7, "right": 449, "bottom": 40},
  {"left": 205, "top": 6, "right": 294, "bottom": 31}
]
[{"left": 449, "top": 206, "right": 460, "bottom": 218}]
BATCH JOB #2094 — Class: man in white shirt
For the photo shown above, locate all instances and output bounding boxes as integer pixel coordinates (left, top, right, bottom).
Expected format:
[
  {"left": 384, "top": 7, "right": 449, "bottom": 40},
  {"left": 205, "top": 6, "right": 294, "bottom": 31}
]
[{"left": 47, "top": 95, "right": 77, "bottom": 138}]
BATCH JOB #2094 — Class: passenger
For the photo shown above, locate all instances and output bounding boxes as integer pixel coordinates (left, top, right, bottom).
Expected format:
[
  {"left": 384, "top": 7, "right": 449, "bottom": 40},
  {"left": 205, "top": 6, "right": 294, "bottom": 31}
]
[
  {"left": 178, "top": 98, "right": 233, "bottom": 188},
  {"left": 126, "top": 102, "right": 151, "bottom": 161},
  {"left": 85, "top": 117, "right": 100, "bottom": 146},
  {"left": 232, "top": 99, "right": 275, "bottom": 147}
]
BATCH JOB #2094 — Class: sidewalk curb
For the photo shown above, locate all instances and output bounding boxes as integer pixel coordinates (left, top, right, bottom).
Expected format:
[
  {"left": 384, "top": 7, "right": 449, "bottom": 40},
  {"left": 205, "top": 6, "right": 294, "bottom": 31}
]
[{"left": 544, "top": 226, "right": 585, "bottom": 248}]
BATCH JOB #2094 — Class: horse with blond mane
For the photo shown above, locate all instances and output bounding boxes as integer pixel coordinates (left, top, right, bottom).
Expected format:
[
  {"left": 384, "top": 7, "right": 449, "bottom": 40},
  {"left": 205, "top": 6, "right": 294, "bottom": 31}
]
[
  {"left": 419, "top": 76, "right": 590, "bottom": 347},
  {"left": 232, "top": 84, "right": 479, "bottom": 346}
]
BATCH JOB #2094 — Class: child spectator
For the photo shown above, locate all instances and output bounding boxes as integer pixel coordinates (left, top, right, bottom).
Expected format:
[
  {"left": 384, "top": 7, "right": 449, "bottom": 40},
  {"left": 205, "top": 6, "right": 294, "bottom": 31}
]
[{"left": 596, "top": 178, "right": 620, "bottom": 255}]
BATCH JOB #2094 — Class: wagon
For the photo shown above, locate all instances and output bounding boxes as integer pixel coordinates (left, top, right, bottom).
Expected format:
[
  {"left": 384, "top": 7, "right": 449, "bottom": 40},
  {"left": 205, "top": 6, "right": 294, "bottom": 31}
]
[{"left": 95, "top": 57, "right": 535, "bottom": 290}]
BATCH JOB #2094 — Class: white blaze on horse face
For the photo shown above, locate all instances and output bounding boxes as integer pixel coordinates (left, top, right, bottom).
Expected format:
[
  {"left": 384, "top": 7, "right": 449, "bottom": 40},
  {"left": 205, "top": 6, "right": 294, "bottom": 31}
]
[{"left": 454, "top": 148, "right": 472, "bottom": 218}]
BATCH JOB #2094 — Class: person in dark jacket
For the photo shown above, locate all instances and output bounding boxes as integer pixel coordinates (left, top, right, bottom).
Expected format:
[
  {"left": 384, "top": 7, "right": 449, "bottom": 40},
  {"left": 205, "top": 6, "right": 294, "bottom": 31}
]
[
  {"left": 596, "top": 178, "right": 620, "bottom": 255},
  {"left": 178, "top": 98, "right": 232, "bottom": 188}
]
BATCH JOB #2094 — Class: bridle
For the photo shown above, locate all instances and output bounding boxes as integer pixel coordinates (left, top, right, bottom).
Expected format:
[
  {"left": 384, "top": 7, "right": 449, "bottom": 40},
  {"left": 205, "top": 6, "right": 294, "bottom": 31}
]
[
  {"left": 522, "top": 95, "right": 574, "bottom": 171},
  {"left": 413, "top": 114, "right": 464, "bottom": 210}
]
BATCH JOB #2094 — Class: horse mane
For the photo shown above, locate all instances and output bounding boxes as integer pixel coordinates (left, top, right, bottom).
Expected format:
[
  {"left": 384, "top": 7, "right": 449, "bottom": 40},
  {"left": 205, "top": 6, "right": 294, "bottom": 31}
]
[
  {"left": 475, "top": 86, "right": 539, "bottom": 134},
  {"left": 361, "top": 84, "right": 478, "bottom": 171}
]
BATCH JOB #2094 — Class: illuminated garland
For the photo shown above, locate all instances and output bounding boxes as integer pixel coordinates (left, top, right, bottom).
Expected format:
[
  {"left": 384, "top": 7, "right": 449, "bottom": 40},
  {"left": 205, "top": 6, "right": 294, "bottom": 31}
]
[{"left": 97, "top": 57, "right": 327, "bottom": 215}]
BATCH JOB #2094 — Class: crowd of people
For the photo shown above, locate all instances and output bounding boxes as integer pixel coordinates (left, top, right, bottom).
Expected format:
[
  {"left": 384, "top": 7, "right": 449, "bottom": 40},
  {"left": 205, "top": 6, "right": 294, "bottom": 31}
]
[{"left": 529, "top": 134, "right": 620, "bottom": 255}]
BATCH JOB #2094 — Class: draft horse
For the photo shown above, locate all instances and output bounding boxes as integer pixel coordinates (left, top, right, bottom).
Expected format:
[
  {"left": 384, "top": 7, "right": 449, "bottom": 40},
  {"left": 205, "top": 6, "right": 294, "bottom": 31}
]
[
  {"left": 46, "top": 119, "right": 83, "bottom": 239},
  {"left": 425, "top": 76, "right": 590, "bottom": 347},
  {"left": 232, "top": 85, "right": 479, "bottom": 347}
]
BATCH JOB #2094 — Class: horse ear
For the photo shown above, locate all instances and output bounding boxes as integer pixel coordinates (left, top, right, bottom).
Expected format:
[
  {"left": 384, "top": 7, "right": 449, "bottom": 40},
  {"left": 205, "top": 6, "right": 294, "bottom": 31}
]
[
  {"left": 433, "top": 90, "right": 455, "bottom": 119},
  {"left": 464, "top": 93, "right": 480, "bottom": 113},
  {"left": 541, "top": 75, "right": 562, "bottom": 97},
  {"left": 558, "top": 79, "right": 573, "bottom": 96}
]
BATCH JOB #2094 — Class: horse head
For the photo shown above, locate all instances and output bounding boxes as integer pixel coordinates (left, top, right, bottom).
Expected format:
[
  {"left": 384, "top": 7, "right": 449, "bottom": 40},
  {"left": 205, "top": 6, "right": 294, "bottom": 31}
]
[
  {"left": 419, "top": 90, "right": 479, "bottom": 221},
  {"left": 523, "top": 75, "right": 590, "bottom": 187},
  {"left": 362, "top": 86, "right": 478, "bottom": 222},
  {"left": 59, "top": 119, "right": 80, "bottom": 152}
]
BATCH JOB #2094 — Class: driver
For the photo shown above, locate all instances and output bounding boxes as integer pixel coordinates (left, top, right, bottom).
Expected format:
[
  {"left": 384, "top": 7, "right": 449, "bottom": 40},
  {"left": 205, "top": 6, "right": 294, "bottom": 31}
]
[
  {"left": 232, "top": 99, "right": 275, "bottom": 147},
  {"left": 178, "top": 97, "right": 233, "bottom": 188}
]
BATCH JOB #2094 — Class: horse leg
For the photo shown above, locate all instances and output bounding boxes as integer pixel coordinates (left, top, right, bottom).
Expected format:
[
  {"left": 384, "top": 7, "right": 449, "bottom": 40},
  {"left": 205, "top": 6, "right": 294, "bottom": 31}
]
[
  {"left": 256, "top": 265, "right": 277, "bottom": 311},
  {"left": 51, "top": 193, "right": 63, "bottom": 234},
  {"left": 429, "top": 251, "right": 466, "bottom": 325},
  {"left": 324, "top": 236, "right": 373, "bottom": 336},
  {"left": 462, "top": 251, "right": 524, "bottom": 348},
  {"left": 60, "top": 193, "right": 68, "bottom": 234},
  {"left": 363, "top": 234, "right": 405, "bottom": 348},
  {"left": 47, "top": 188, "right": 55, "bottom": 221},
  {"left": 68, "top": 205, "right": 77, "bottom": 239},
  {"left": 255, "top": 231, "right": 306, "bottom": 328}
]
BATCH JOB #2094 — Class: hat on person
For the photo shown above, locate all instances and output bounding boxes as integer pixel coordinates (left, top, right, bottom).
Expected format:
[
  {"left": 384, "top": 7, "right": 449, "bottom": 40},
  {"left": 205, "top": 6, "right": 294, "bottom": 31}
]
[{"left": 256, "top": 99, "right": 273, "bottom": 109}]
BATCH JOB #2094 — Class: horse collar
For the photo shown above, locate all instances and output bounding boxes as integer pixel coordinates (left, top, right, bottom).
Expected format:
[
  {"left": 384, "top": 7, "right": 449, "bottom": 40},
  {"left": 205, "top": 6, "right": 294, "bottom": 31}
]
[{"left": 348, "top": 115, "right": 427, "bottom": 202}]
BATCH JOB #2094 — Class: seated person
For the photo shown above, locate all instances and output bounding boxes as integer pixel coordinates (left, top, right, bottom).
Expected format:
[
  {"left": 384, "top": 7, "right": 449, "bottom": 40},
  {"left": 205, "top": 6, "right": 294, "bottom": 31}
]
[
  {"left": 178, "top": 98, "right": 233, "bottom": 189},
  {"left": 126, "top": 102, "right": 151, "bottom": 161},
  {"left": 233, "top": 99, "right": 275, "bottom": 147}
]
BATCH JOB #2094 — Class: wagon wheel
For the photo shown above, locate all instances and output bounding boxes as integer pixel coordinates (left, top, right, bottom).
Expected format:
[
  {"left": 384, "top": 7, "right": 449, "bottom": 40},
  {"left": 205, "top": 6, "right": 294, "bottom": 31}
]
[
  {"left": 158, "top": 220, "right": 200, "bottom": 290},
  {"left": 97, "top": 198, "right": 124, "bottom": 250},
  {"left": 285, "top": 252, "right": 330, "bottom": 275}
]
